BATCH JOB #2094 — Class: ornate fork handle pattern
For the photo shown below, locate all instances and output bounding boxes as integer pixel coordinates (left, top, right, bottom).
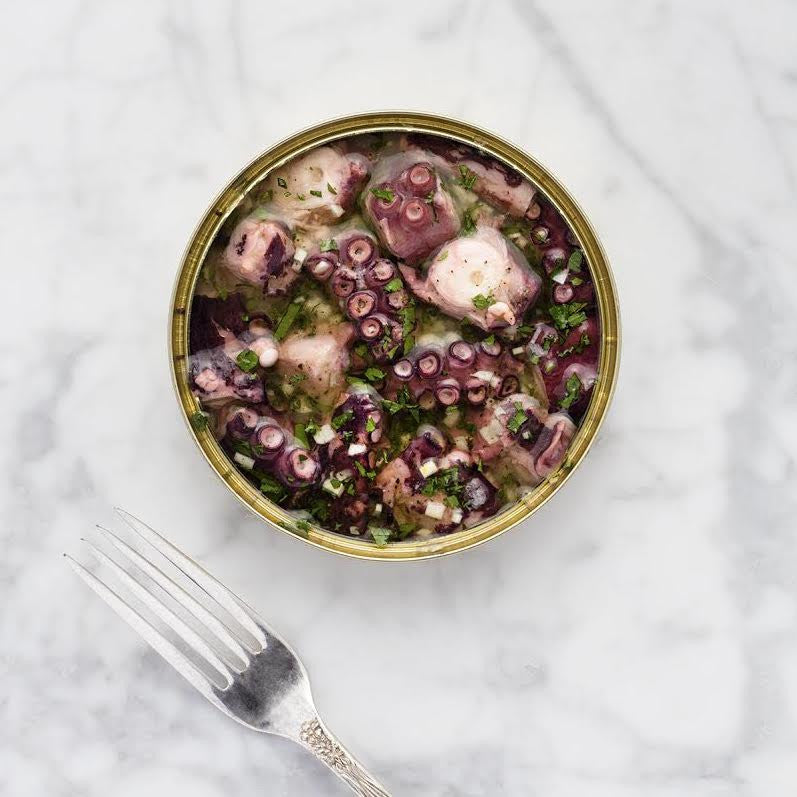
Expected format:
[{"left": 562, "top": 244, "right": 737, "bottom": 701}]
[{"left": 300, "top": 719, "right": 391, "bottom": 796}]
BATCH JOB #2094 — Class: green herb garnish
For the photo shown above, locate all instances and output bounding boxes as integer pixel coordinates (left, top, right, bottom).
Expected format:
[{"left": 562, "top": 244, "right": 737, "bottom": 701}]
[
  {"left": 365, "top": 367, "right": 385, "bottom": 382},
  {"left": 365, "top": 417, "right": 377, "bottom": 433},
  {"left": 559, "top": 372, "right": 583, "bottom": 410},
  {"left": 384, "top": 277, "right": 403, "bottom": 293},
  {"left": 289, "top": 372, "right": 307, "bottom": 385},
  {"left": 273, "top": 299, "right": 303, "bottom": 341},
  {"left": 296, "top": 193, "right": 306, "bottom": 201},
  {"left": 327, "top": 182, "right": 337, "bottom": 195},
  {"left": 276, "top": 177, "right": 287, "bottom": 188},
  {"left": 294, "top": 423, "right": 310, "bottom": 448},
  {"left": 472, "top": 292, "right": 495, "bottom": 311},
  {"left": 320, "top": 239, "right": 338, "bottom": 252},
  {"left": 259, "top": 474, "right": 286, "bottom": 501},
  {"left": 549, "top": 302, "right": 587, "bottom": 334},
  {"left": 483, "top": 334, "right": 496, "bottom": 345},
  {"left": 370, "top": 527, "right": 392, "bottom": 547},
  {"left": 462, "top": 206, "right": 477, "bottom": 235},
  {"left": 507, "top": 402, "right": 528, "bottom": 434},
  {"left": 457, "top": 164, "right": 478, "bottom": 190},
  {"left": 567, "top": 250, "right": 583, "bottom": 273},
  {"left": 236, "top": 349, "right": 259, "bottom": 372},
  {"left": 309, "top": 189, "right": 323, "bottom": 198},
  {"left": 370, "top": 186, "right": 395, "bottom": 202},
  {"left": 332, "top": 410, "right": 354, "bottom": 430},
  {"left": 190, "top": 410, "right": 209, "bottom": 431}
]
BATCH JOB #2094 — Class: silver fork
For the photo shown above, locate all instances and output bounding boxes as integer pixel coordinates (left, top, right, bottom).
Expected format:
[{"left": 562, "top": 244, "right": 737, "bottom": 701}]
[{"left": 66, "top": 509, "right": 391, "bottom": 797}]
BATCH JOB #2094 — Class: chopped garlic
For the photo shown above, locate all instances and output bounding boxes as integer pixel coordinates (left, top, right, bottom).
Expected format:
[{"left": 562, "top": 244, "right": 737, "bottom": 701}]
[
  {"left": 419, "top": 459, "right": 439, "bottom": 478},
  {"left": 233, "top": 452, "right": 255, "bottom": 470},
  {"left": 424, "top": 501, "right": 445, "bottom": 520},
  {"left": 347, "top": 443, "right": 367, "bottom": 456},
  {"left": 451, "top": 509, "right": 463, "bottom": 524},
  {"left": 312, "top": 424, "right": 336, "bottom": 445},
  {"left": 322, "top": 478, "right": 344, "bottom": 497}
]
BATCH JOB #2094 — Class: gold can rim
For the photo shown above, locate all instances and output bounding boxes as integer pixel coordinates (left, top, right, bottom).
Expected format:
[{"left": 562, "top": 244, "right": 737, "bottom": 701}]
[{"left": 169, "top": 111, "right": 620, "bottom": 561}]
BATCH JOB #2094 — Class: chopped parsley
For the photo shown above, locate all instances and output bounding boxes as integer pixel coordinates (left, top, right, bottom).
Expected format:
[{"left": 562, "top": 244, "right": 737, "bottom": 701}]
[
  {"left": 384, "top": 277, "right": 403, "bottom": 293},
  {"left": 365, "top": 417, "right": 377, "bottom": 433},
  {"left": 236, "top": 349, "right": 259, "bottom": 372},
  {"left": 296, "top": 193, "right": 306, "bottom": 201},
  {"left": 421, "top": 467, "right": 464, "bottom": 498},
  {"left": 483, "top": 334, "right": 496, "bottom": 345},
  {"left": 326, "top": 182, "right": 337, "bottom": 195},
  {"left": 370, "top": 526, "right": 392, "bottom": 547},
  {"left": 549, "top": 302, "right": 587, "bottom": 333},
  {"left": 276, "top": 177, "right": 287, "bottom": 188},
  {"left": 444, "top": 495, "right": 460, "bottom": 508},
  {"left": 457, "top": 164, "right": 478, "bottom": 190},
  {"left": 309, "top": 189, "right": 323, "bottom": 197},
  {"left": 437, "top": 249, "right": 449, "bottom": 262},
  {"left": 365, "top": 367, "right": 385, "bottom": 382},
  {"left": 396, "top": 522, "right": 415, "bottom": 540},
  {"left": 559, "top": 372, "right": 583, "bottom": 410},
  {"left": 259, "top": 474, "right": 286, "bottom": 502},
  {"left": 289, "top": 372, "right": 307, "bottom": 385},
  {"left": 370, "top": 186, "right": 395, "bottom": 202},
  {"left": 355, "top": 461, "right": 376, "bottom": 480},
  {"left": 567, "top": 250, "right": 583, "bottom": 272},
  {"left": 462, "top": 206, "right": 477, "bottom": 235},
  {"left": 472, "top": 292, "right": 495, "bottom": 311},
  {"left": 558, "top": 333, "right": 591, "bottom": 358},
  {"left": 296, "top": 520, "right": 311, "bottom": 533},
  {"left": 294, "top": 423, "right": 310, "bottom": 448},
  {"left": 507, "top": 402, "right": 528, "bottom": 434},
  {"left": 331, "top": 410, "right": 354, "bottom": 430},
  {"left": 190, "top": 410, "right": 209, "bottom": 431},
  {"left": 320, "top": 238, "right": 338, "bottom": 252},
  {"left": 273, "top": 299, "right": 303, "bottom": 341}
]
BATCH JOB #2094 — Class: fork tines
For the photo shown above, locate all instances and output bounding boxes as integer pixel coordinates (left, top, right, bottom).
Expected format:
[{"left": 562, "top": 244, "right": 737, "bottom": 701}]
[{"left": 65, "top": 509, "right": 265, "bottom": 701}]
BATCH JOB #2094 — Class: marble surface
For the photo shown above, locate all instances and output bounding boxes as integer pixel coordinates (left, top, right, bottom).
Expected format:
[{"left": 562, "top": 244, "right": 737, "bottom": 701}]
[{"left": 2, "top": 1, "right": 796, "bottom": 795}]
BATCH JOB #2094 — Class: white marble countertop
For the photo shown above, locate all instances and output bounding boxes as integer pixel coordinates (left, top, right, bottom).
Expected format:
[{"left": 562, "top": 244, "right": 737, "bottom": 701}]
[{"left": 3, "top": 1, "right": 796, "bottom": 795}]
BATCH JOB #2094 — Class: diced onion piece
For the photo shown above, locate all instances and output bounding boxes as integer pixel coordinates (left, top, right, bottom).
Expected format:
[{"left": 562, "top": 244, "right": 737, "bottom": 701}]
[
  {"left": 453, "top": 436, "right": 468, "bottom": 449},
  {"left": 374, "top": 503, "right": 383, "bottom": 516},
  {"left": 293, "top": 247, "right": 308, "bottom": 264},
  {"left": 479, "top": 418, "right": 504, "bottom": 445},
  {"left": 330, "top": 204, "right": 345, "bottom": 218},
  {"left": 347, "top": 443, "right": 367, "bottom": 456},
  {"left": 443, "top": 408, "right": 461, "bottom": 427},
  {"left": 552, "top": 268, "right": 569, "bottom": 284},
  {"left": 233, "top": 452, "right": 255, "bottom": 470},
  {"left": 312, "top": 424, "right": 336, "bottom": 445},
  {"left": 322, "top": 478, "right": 344, "bottom": 497},
  {"left": 424, "top": 501, "right": 446, "bottom": 520},
  {"left": 473, "top": 370, "right": 495, "bottom": 383},
  {"left": 335, "top": 469, "right": 353, "bottom": 482},
  {"left": 349, "top": 525, "right": 361, "bottom": 535},
  {"left": 419, "top": 460, "right": 439, "bottom": 478},
  {"left": 512, "top": 346, "right": 526, "bottom": 356},
  {"left": 451, "top": 509, "right": 463, "bottom": 524}
]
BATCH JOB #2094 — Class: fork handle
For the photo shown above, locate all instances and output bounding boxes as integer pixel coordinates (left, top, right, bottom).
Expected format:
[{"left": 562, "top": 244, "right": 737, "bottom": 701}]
[{"left": 299, "top": 717, "right": 391, "bottom": 796}]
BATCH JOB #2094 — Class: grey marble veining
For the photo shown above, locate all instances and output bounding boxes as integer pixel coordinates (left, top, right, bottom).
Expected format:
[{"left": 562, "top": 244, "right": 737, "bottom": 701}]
[{"left": 1, "top": 1, "right": 796, "bottom": 795}]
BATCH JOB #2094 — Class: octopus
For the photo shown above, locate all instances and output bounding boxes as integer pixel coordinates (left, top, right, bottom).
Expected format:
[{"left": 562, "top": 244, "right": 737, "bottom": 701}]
[
  {"left": 400, "top": 226, "right": 542, "bottom": 330},
  {"left": 187, "top": 130, "right": 603, "bottom": 545}
]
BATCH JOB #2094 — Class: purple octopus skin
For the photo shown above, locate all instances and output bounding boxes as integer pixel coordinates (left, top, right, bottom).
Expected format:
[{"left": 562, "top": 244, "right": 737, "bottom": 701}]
[
  {"left": 305, "top": 231, "right": 412, "bottom": 362},
  {"left": 362, "top": 152, "right": 460, "bottom": 265},
  {"left": 188, "top": 317, "right": 280, "bottom": 405},
  {"left": 528, "top": 316, "right": 599, "bottom": 422},
  {"left": 386, "top": 335, "right": 525, "bottom": 410},
  {"left": 375, "top": 426, "right": 500, "bottom": 532},
  {"left": 221, "top": 216, "right": 297, "bottom": 295},
  {"left": 219, "top": 407, "right": 320, "bottom": 488},
  {"left": 400, "top": 226, "right": 542, "bottom": 330},
  {"left": 471, "top": 393, "right": 575, "bottom": 485},
  {"left": 315, "top": 387, "right": 386, "bottom": 534},
  {"left": 266, "top": 146, "right": 369, "bottom": 226},
  {"left": 189, "top": 294, "right": 249, "bottom": 353},
  {"left": 405, "top": 133, "right": 540, "bottom": 218}
]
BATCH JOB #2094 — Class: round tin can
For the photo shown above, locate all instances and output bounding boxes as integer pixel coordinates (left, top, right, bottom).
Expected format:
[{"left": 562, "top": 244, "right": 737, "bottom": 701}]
[{"left": 169, "top": 112, "right": 620, "bottom": 560}]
